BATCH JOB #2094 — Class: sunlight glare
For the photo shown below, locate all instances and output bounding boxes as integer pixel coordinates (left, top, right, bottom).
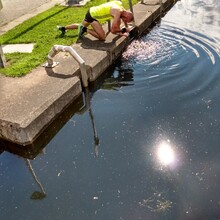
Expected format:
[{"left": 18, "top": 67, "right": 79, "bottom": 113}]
[{"left": 157, "top": 142, "right": 175, "bottom": 166}]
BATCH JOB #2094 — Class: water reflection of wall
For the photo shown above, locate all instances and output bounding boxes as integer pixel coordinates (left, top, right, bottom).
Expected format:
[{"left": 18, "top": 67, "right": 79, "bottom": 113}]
[{"left": 164, "top": 0, "right": 220, "bottom": 39}]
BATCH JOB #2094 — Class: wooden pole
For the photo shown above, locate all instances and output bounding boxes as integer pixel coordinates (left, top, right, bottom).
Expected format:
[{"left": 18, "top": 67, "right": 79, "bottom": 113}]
[
  {"left": 0, "top": 45, "right": 6, "bottom": 68},
  {"left": 0, "top": 0, "right": 3, "bottom": 10},
  {"left": 0, "top": 0, "right": 6, "bottom": 68}
]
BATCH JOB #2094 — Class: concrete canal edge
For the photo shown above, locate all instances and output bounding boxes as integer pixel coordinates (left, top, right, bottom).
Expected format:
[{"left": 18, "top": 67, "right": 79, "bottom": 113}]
[{"left": 0, "top": 0, "right": 176, "bottom": 146}]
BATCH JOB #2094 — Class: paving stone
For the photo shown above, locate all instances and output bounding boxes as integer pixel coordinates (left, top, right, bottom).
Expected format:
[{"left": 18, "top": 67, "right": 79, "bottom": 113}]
[{"left": 2, "top": 43, "right": 35, "bottom": 53}]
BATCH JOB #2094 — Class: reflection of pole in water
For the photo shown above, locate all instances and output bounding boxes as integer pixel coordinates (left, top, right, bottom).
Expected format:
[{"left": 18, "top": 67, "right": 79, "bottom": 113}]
[
  {"left": 25, "top": 159, "right": 46, "bottom": 200},
  {"left": 0, "top": 139, "right": 6, "bottom": 155},
  {"left": 85, "top": 88, "right": 100, "bottom": 157},
  {"left": 89, "top": 107, "right": 99, "bottom": 157}
]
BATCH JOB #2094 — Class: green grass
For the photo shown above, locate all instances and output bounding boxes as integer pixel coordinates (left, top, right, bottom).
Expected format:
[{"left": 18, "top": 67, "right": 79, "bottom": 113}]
[{"left": 0, "top": 0, "right": 138, "bottom": 77}]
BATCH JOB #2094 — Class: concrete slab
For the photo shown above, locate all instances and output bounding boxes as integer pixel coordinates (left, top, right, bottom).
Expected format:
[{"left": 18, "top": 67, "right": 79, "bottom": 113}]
[
  {"left": 0, "top": 67, "right": 82, "bottom": 145},
  {"left": 2, "top": 43, "right": 35, "bottom": 53}
]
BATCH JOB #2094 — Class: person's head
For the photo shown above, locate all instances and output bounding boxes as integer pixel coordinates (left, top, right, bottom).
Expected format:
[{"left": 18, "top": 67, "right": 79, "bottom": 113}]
[{"left": 121, "top": 10, "right": 134, "bottom": 23}]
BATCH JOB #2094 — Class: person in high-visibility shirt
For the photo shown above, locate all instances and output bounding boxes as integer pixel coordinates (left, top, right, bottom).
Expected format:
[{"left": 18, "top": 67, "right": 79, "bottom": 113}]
[{"left": 58, "top": 1, "right": 133, "bottom": 41}]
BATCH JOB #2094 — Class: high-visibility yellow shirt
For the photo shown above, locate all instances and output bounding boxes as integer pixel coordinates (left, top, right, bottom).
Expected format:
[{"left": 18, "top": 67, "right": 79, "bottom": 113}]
[{"left": 90, "top": 1, "right": 124, "bottom": 22}]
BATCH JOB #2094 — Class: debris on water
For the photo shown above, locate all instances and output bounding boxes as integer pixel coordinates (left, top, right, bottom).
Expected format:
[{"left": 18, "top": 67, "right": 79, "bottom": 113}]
[
  {"left": 30, "top": 191, "right": 46, "bottom": 200},
  {"left": 139, "top": 191, "right": 172, "bottom": 213},
  {"left": 122, "top": 39, "right": 162, "bottom": 61}
]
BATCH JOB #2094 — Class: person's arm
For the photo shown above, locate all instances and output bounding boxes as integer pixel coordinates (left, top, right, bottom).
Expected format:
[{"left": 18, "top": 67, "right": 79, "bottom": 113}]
[
  {"left": 110, "top": 8, "right": 121, "bottom": 34},
  {"left": 110, "top": 8, "right": 128, "bottom": 37}
]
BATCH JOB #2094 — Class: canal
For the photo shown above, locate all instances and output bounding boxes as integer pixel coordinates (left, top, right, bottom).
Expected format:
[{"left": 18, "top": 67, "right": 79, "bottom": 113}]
[{"left": 1, "top": 0, "right": 220, "bottom": 219}]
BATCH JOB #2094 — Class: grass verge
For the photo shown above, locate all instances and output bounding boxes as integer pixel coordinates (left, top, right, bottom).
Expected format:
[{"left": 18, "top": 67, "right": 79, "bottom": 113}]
[{"left": 0, "top": 0, "right": 138, "bottom": 77}]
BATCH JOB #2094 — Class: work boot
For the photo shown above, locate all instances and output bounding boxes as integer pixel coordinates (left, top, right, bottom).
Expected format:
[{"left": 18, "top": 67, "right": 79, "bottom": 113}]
[{"left": 57, "top": 26, "right": 66, "bottom": 35}]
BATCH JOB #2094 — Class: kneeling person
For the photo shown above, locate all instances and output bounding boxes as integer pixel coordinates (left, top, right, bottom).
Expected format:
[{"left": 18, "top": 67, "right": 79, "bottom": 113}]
[{"left": 58, "top": 1, "right": 134, "bottom": 41}]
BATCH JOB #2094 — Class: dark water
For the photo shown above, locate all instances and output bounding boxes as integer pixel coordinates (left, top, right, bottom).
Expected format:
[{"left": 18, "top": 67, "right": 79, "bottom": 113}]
[{"left": 1, "top": 0, "right": 220, "bottom": 219}]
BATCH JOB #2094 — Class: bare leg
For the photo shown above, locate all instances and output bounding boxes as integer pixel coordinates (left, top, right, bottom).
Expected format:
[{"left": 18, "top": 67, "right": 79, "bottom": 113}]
[
  {"left": 63, "top": 20, "right": 106, "bottom": 41},
  {"left": 64, "top": 23, "right": 79, "bottom": 30},
  {"left": 64, "top": 20, "right": 91, "bottom": 31},
  {"left": 83, "top": 20, "right": 106, "bottom": 41}
]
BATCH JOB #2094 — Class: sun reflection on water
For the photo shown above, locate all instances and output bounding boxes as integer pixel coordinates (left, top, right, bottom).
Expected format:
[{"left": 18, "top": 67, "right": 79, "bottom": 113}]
[
  {"left": 153, "top": 139, "right": 181, "bottom": 171},
  {"left": 157, "top": 141, "right": 175, "bottom": 166}
]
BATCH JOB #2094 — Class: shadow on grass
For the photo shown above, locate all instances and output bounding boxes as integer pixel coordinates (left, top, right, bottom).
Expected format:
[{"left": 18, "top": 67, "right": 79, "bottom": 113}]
[{"left": 55, "top": 33, "right": 78, "bottom": 39}]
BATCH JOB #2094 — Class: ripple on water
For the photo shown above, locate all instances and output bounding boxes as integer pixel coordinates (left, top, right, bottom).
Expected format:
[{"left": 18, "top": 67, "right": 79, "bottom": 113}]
[
  {"left": 123, "top": 24, "right": 220, "bottom": 65},
  {"left": 121, "top": 23, "right": 220, "bottom": 103}
]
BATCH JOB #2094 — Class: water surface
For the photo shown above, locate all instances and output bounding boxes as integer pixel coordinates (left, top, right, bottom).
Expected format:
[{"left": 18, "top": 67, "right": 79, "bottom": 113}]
[{"left": 1, "top": 0, "right": 220, "bottom": 219}]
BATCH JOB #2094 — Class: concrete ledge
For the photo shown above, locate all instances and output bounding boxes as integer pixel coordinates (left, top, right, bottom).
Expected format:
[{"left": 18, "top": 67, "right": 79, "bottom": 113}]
[
  {"left": 0, "top": 69, "right": 82, "bottom": 145},
  {"left": 133, "top": 4, "right": 155, "bottom": 35},
  {"left": 73, "top": 43, "right": 111, "bottom": 82},
  {"left": 76, "top": 33, "right": 130, "bottom": 81}
]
